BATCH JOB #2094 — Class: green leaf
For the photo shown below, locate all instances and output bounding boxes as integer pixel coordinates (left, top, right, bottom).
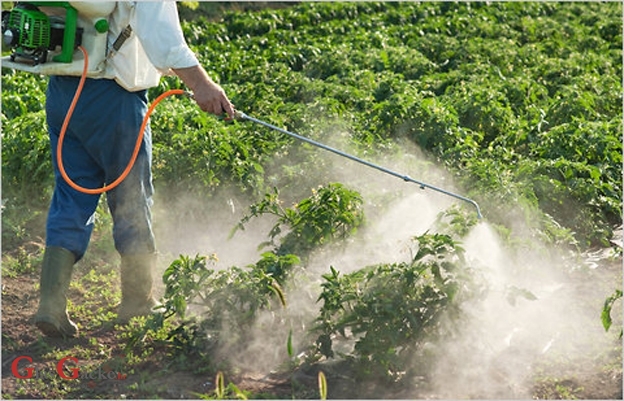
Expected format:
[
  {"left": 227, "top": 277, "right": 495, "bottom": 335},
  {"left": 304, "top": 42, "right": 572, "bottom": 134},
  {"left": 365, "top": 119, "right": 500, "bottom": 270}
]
[
  {"left": 287, "top": 329, "right": 294, "bottom": 357},
  {"left": 318, "top": 371, "right": 328, "bottom": 400},
  {"left": 505, "top": 285, "right": 538, "bottom": 307},
  {"left": 601, "top": 289, "right": 622, "bottom": 332}
]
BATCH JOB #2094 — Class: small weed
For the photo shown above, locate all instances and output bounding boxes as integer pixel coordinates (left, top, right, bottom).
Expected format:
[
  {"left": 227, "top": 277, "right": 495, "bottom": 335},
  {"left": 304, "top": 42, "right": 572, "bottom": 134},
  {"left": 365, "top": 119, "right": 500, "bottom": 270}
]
[
  {"left": 69, "top": 268, "right": 120, "bottom": 330},
  {"left": 194, "top": 372, "right": 250, "bottom": 400},
  {"left": 533, "top": 376, "right": 585, "bottom": 400},
  {"left": 2, "top": 246, "right": 43, "bottom": 278}
]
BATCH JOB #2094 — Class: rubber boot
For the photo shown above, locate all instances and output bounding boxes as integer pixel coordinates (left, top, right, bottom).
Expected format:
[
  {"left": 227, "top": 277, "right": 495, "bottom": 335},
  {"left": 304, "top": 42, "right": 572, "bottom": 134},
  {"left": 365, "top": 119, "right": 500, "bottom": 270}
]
[
  {"left": 34, "top": 247, "right": 79, "bottom": 338},
  {"left": 117, "top": 253, "right": 159, "bottom": 323}
]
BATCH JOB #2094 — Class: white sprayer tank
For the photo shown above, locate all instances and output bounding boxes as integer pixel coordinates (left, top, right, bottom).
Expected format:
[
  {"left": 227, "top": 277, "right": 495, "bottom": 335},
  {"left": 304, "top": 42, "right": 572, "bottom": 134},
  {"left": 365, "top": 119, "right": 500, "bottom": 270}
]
[{"left": 71, "top": 2, "right": 116, "bottom": 19}]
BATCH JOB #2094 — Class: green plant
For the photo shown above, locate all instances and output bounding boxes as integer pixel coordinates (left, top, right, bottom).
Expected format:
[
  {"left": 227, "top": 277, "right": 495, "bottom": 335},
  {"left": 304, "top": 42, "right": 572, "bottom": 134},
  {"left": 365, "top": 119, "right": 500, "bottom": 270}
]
[
  {"left": 1, "top": 246, "right": 43, "bottom": 278},
  {"left": 1, "top": 110, "right": 53, "bottom": 250},
  {"left": 124, "top": 252, "right": 289, "bottom": 358},
  {"left": 313, "top": 232, "right": 484, "bottom": 381},
  {"left": 602, "top": 289, "right": 622, "bottom": 336},
  {"left": 432, "top": 204, "right": 479, "bottom": 238},
  {"left": 233, "top": 183, "right": 365, "bottom": 259},
  {"left": 533, "top": 376, "right": 585, "bottom": 400},
  {"left": 199, "top": 371, "right": 250, "bottom": 399},
  {"left": 124, "top": 184, "right": 366, "bottom": 387}
]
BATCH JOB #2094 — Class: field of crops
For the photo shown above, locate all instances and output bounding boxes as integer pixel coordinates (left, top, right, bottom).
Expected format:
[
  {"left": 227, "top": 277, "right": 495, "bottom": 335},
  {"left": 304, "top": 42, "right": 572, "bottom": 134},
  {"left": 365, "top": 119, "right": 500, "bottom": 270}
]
[{"left": 2, "top": 2, "right": 622, "bottom": 399}]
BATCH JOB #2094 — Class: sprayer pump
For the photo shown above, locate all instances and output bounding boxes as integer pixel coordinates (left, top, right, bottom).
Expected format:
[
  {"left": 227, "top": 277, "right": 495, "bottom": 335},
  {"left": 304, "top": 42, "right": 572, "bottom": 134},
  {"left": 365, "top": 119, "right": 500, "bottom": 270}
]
[{"left": 2, "top": 2, "right": 85, "bottom": 65}]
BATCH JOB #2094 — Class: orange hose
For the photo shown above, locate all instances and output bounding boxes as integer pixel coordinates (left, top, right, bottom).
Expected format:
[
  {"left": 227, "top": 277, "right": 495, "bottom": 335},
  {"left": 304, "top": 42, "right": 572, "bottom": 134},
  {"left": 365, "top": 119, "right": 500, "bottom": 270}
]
[{"left": 57, "top": 46, "right": 186, "bottom": 194}]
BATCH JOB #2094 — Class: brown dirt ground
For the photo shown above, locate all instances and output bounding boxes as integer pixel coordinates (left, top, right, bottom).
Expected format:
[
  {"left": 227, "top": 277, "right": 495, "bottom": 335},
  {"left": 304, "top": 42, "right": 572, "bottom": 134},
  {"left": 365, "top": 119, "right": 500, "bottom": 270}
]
[{"left": 2, "top": 242, "right": 622, "bottom": 399}]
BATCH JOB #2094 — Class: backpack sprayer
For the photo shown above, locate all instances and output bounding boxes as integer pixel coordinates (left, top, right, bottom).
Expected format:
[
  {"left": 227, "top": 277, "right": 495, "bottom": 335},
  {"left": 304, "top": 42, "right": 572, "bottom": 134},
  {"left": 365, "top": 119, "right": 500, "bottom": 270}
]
[
  {"left": 1, "top": 1, "right": 113, "bottom": 74},
  {"left": 3, "top": 2, "right": 82, "bottom": 65},
  {"left": 2, "top": 1, "right": 189, "bottom": 195}
]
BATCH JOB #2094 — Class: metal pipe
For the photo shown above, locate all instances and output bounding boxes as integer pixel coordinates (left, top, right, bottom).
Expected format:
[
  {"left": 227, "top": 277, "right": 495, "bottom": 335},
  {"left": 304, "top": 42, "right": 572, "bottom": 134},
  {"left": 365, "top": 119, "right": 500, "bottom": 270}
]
[{"left": 235, "top": 111, "right": 483, "bottom": 219}]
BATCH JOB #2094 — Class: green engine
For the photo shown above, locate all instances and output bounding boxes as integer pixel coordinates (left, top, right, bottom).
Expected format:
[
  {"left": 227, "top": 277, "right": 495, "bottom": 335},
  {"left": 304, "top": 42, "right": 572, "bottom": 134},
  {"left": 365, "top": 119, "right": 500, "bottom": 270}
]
[{"left": 2, "top": 2, "right": 82, "bottom": 65}]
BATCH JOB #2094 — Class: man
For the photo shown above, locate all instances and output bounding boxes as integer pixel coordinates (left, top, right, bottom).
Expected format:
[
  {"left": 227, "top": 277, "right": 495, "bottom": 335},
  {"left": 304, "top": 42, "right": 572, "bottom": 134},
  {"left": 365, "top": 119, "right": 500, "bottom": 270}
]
[{"left": 34, "top": 2, "right": 235, "bottom": 338}]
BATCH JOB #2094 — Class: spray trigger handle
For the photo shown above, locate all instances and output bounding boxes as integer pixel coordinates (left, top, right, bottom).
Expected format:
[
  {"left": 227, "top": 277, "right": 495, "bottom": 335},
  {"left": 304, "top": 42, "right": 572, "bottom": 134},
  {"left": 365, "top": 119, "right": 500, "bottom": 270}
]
[
  {"left": 217, "top": 112, "right": 237, "bottom": 122},
  {"left": 183, "top": 91, "right": 238, "bottom": 121}
]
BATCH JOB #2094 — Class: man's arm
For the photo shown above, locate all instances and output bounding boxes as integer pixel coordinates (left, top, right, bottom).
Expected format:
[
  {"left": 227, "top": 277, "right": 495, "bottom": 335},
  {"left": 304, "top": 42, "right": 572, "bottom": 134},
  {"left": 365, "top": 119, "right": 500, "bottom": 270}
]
[
  {"left": 173, "top": 65, "right": 235, "bottom": 118},
  {"left": 132, "top": 2, "right": 235, "bottom": 117}
]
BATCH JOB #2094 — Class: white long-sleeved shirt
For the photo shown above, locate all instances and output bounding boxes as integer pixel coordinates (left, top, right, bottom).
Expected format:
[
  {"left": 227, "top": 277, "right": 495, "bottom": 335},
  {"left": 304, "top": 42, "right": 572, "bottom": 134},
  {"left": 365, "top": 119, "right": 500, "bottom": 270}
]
[{"left": 104, "top": 1, "right": 199, "bottom": 91}]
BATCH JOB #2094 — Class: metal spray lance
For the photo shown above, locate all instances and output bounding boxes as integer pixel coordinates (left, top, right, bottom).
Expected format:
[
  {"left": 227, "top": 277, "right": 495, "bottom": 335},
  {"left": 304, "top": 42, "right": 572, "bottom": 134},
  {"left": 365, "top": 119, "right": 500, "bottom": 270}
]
[{"left": 231, "top": 111, "right": 483, "bottom": 219}]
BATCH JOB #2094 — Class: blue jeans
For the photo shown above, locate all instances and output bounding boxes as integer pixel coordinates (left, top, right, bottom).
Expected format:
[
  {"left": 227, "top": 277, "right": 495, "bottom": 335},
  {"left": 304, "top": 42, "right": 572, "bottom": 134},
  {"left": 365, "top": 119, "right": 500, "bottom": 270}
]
[{"left": 46, "top": 76, "right": 155, "bottom": 260}]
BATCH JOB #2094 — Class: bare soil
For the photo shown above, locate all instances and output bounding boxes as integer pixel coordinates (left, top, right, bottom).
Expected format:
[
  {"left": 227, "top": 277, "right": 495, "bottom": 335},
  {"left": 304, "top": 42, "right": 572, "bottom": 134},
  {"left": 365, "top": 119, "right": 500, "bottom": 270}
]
[{"left": 2, "top": 241, "right": 622, "bottom": 399}]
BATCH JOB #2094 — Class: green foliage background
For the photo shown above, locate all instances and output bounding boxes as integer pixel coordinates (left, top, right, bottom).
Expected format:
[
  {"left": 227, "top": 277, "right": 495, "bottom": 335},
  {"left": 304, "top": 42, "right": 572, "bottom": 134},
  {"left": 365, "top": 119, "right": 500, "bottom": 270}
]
[{"left": 3, "top": 2, "right": 620, "bottom": 249}]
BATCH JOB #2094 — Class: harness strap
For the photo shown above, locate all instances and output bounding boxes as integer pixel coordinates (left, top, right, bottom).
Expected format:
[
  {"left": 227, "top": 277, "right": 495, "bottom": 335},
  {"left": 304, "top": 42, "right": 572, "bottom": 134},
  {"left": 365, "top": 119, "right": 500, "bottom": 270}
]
[{"left": 110, "top": 24, "right": 133, "bottom": 54}]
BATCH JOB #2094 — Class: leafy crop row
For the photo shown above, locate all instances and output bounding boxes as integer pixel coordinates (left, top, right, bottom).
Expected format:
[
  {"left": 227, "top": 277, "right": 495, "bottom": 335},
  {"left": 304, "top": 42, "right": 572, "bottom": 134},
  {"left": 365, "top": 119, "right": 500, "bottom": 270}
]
[
  {"left": 178, "top": 1, "right": 621, "bottom": 247},
  {"left": 3, "top": 2, "right": 620, "bottom": 247},
  {"left": 125, "top": 183, "right": 482, "bottom": 386}
]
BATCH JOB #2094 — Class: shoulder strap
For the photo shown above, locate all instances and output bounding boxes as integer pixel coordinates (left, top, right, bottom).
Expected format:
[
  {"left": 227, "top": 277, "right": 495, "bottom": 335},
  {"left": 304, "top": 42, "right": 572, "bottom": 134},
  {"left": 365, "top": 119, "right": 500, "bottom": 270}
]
[
  {"left": 105, "top": 2, "right": 135, "bottom": 59},
  {"left": 110, "top": 24, "right": 132, "bottom": 54}
]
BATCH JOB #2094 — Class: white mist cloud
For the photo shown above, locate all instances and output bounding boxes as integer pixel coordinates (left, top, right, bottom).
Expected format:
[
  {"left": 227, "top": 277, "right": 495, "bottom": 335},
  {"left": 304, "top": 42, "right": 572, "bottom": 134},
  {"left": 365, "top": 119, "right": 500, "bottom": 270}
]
[
  {"left": 150, "top": 123, "right": 620, "bottom": 398},
  {"left": 425, "top": 222, "right": 620, "bottom": 399}
]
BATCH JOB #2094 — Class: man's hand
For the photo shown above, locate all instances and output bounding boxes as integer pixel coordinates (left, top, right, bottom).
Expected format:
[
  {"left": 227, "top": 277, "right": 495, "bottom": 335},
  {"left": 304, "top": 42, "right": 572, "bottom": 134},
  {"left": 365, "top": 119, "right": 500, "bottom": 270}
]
[{"left": 172, "top": 65, "right": 235, "bottom": 118}]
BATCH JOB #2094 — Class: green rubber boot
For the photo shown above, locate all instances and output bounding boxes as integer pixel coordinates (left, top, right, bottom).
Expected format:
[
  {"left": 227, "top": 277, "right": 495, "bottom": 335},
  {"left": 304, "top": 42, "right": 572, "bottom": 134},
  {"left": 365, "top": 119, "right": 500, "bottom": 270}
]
[
  {"left": 117, "top": 253, "right": 159, "bottom": 323},
  {"left": 34, "top": 247, "right": 79, "bottom": 338}
]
